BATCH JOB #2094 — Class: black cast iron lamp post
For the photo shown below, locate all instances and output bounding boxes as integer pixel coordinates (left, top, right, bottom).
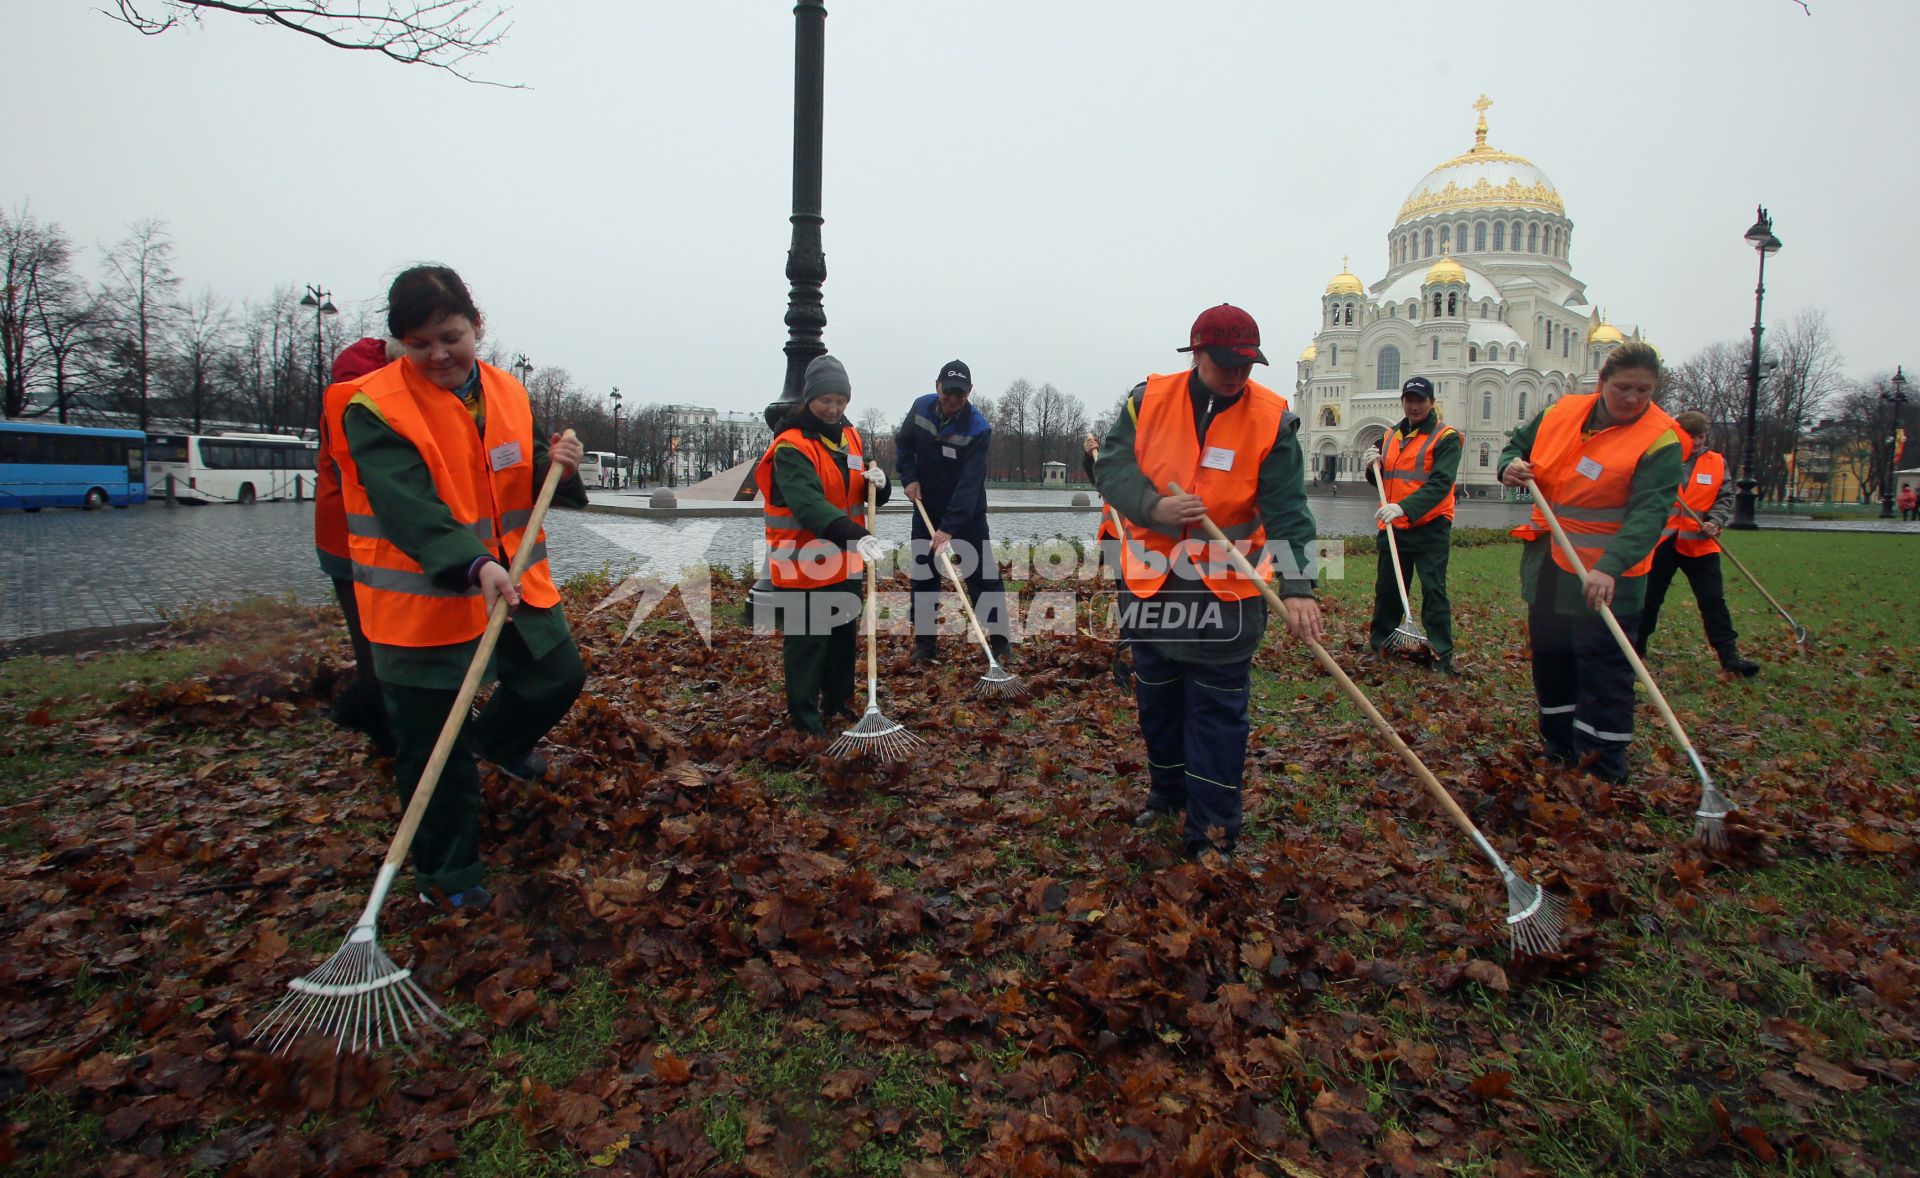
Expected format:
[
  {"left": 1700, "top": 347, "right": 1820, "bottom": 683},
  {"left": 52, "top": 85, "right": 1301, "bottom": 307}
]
[
  {"left": 1731, "top": 207, "right": 1781, "bottom": 530},
  {"left": 1881, "top": 366, "right": 1907, "bottom": 519},
  {"left": 609, "top": 386, "right": 622, "bottom": 490},
  {"left": 299, "top": 284, "right": 338, "bottom": 432}
]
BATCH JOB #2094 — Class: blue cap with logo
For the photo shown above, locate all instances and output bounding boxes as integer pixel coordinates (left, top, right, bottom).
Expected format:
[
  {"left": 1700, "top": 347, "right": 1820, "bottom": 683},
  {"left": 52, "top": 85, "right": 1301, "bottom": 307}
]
[{"left": 1400, "top": 376, "right": 1434, "bottom": 400}]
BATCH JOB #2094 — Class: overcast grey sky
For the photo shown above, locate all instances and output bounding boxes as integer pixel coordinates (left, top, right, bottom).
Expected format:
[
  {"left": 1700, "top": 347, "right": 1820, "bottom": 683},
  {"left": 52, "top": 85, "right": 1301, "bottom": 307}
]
[{"left": 15, "top": 0, "right": 1919, "bottom": 430}]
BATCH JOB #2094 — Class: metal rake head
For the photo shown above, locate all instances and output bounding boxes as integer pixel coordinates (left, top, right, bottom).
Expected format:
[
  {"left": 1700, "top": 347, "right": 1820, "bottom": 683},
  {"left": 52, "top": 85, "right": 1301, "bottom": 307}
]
[
  {"left": 1383, "top": 619, "right": 1431, "bottom": 654},
  {"left": 976, "top": 664, "right": 1029, "bottom": 700},
  {"left": 1505, "top": 876, "right": 1571, "bottom": 957},
  {"left": 1693, "top": 782, "right": 1736, "bottom": 850},
  {"left": 249, "top": 924, "right": 453, "bottom": 1055},
  {"left": 1791, "top": 624, "right": 1811, "bottom": 648},
  {"left": 825, "top": 705, "right": 924, "bottom": 762}
]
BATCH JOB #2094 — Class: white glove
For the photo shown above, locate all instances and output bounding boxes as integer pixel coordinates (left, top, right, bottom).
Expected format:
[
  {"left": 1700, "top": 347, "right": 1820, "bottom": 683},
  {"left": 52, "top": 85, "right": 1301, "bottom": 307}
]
[
  {"left": 863, "top": 466, "right": 887, "bottom": 492},
  {"left": 856, "top": 534, "right": 887, "bottom": 563},
  {"left": 1363, "top": 445, "right": 1382, "bottom": 469},
  {"left": 1376, "top": 503, "right": 1405, "bottom": 525}
]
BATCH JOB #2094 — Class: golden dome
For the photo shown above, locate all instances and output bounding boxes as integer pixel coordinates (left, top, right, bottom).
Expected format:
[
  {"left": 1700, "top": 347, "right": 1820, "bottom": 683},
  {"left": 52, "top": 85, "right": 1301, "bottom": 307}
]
[
  {"left": 1395, "top": 96, "right": 1564, "bottom": 226},
  {"left": 1325, "top": 256, "right": 1364, "bottom": 296},
  {"left": 1588, "top": 321, "right": 1624, "bottom": 346},
  {"left": 1425, "top": 251, "right": 1467, "bottom": 285},
  {"left": 1299, "top": 344, "right": 1318, "bottom": 362}
]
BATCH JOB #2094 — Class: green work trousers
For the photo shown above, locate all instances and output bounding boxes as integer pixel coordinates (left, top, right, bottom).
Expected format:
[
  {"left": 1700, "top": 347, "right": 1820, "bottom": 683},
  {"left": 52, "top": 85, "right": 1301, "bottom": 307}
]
[
  {"left": 380, "top": 622, "right": 585, "bottom": 896},
  {"left": 760, "top": 579, "right": 862, "bottom": 735},
  {"left": 1368, "top": 519, "right": 1454, "bottom": 665}
]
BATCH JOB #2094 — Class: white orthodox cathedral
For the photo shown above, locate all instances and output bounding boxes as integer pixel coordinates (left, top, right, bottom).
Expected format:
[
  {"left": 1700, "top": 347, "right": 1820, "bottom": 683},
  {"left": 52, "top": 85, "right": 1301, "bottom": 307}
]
[{"left": 1295, "top": 98, "right": 1645, "bottom": 492}]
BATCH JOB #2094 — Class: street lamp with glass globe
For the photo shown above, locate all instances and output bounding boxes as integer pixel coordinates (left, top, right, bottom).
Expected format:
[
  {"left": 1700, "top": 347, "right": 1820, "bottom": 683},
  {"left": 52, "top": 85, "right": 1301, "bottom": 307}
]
[{"left": 1731, "top": 207, "right": 1782, "bottom": 529}]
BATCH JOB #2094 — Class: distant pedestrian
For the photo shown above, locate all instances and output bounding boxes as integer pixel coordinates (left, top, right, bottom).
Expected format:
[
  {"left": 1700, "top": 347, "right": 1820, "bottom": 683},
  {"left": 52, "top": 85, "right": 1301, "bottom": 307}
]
[
  {"left": 1636, "top": 410, "right": 1758, "bottom": 676},
  {"left": 896, "top": 360, "right": 1009, "bottom": 665},
  {"left": 316, "top": 336, "right": 400, "bottom": 756},
  {"left": 1899, "top": 483, "right": 1917, "bottom": 522},
  {"left": 751, "top": 355, "right": 891, "bottom": 735},
  {"left": 338, "top": 263, "right": 589, "bottom": 911}
]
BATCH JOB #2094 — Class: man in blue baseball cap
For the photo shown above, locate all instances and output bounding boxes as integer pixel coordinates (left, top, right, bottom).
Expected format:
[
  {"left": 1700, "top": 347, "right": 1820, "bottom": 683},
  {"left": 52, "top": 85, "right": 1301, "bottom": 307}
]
[{"left": 1362, "top": 374, "right": 1461, "bottom": 672}]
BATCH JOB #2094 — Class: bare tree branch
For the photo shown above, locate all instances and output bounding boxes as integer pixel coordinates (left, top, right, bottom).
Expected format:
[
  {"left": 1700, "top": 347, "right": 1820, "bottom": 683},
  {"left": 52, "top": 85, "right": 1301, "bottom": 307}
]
[{"left": 104, "top": 1, "right": 521, "bottom": 87}]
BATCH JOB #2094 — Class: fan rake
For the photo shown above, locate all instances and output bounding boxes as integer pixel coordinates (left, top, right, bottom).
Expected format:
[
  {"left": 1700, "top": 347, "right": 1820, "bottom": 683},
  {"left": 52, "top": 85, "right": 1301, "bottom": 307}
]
[
  {"left": 1170, "top": 483, "right": 1569, "bottom": 955},
  {"left": 910, "top": 497, "right": 1025, "bottom": 699},
  {"left": 1370, "top": 457, "right": 1432, "bottom": 655},
  {"left": 828, "top": 479, "right": 923, "bottom": 760}
]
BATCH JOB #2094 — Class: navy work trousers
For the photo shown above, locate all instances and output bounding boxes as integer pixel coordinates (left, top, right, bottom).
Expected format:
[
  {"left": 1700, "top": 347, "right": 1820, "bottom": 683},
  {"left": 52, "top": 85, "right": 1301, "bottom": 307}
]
[{"left": 1132, "top": 640, "right": 1252, "bottom": 855}]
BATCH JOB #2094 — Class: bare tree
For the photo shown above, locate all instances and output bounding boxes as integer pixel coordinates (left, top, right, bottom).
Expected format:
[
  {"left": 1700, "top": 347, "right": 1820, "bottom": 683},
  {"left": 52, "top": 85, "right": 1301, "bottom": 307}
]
[
  {"left": 1759, "top": 309, "right": 1846, "bottom": 500},
  {"left": 96, "top": 219, "right": 182, "bottom": 430},
  {"left": 856, "top": 406, "right": 894, "bottom": 474},
  {"left": 996, "top": 378, "right": 1033, "bottom": 481},
  {"left": 105, "top": 1, "right": 518, "bottom": 86},
  {"left": 167, "top": 287, "right": 235, "bottom": 431},
  {"left": 1, "top": 206, "right": 81, "bottom": 418},
  {"left": 1663, "top": 340, "right": 1748, "bottom": 455}
]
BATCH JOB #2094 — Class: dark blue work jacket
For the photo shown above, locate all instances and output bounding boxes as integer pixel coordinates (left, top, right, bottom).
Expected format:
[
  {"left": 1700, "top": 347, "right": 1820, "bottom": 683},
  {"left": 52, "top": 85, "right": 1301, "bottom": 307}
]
[{"left": 894, "top": 393, "right": 992, "bottom": 536}]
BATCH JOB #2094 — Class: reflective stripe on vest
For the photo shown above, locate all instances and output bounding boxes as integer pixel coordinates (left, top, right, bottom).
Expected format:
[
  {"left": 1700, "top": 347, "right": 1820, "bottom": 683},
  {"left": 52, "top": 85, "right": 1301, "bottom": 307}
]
[
  {"left": 1665, "top": 447, "right": 1725, "bottom": 556},
  {"left": 1118, "top": 372, "right": 1285, "bottom": 601},
  {"left": 338, "top": 360, "right": 559, "bottom": 647},
  {"left": 1509, "top": 391, "right": 1678, "bottom": 579},
  {"left": 1380, "top": 423, "right": 1457, "bottom": 528},
  {"left": 754, "top": 426, "right": 872, "bottom": 588}
]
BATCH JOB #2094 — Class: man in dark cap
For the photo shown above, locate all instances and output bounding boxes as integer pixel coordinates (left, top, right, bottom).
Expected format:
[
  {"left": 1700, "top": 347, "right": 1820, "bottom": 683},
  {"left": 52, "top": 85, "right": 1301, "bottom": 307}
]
[
  {"left": 896, "top": 359, "right": 1009, "bottom": 664},
  {"left": 1093, "top": 304, "right": 1322, "bottom": 863},
  {"left": 1362, "top": 374, "right": 1462, "bottom": 673}
]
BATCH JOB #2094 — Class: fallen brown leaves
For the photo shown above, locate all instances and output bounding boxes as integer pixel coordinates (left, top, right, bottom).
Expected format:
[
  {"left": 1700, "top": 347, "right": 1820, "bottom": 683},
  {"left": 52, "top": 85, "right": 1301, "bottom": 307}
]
[{"left": 0, "top": 576, "right": 1915, "bottom": 1176}]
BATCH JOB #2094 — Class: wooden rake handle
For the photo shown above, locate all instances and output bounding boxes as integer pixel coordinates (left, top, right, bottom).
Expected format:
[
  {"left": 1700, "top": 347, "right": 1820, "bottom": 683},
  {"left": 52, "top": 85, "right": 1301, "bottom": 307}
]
[
  {"left": 910, "top": 496, "right": 995, "bottom": 656},
  {"left": 1523, "top": 478, "right": 1699, "bottom": 756},
  {"left": 1369, "top": 459, "right": 1418, "bottom": 618},
  {"left": 864, "top": 477, "right": 880, "bottom": 701},
  {"left": 383, "top": 430, "right": 578, "bottom": 872},
  {"left": 1678, "top": 504, "right": 1799, "bottom": 626},
  {"left": 1164, "top": 484, "right": 1490, "bottom": 849}
]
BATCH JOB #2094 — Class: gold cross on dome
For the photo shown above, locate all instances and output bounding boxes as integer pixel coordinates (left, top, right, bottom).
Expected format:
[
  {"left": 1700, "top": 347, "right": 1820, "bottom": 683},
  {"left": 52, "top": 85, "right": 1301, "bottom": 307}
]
[
  {"left": 1473, "top": 94, "right": 1492, "bottom": 149},
  {"left": 1342, "top": 254, "right": 1350, "bottom": 271}
]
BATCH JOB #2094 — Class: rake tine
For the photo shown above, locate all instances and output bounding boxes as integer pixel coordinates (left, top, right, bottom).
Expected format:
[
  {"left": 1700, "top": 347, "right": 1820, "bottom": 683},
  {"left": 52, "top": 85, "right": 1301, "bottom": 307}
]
[{"left": 911, "top": 496, "right": 1027, "bottom": 700}]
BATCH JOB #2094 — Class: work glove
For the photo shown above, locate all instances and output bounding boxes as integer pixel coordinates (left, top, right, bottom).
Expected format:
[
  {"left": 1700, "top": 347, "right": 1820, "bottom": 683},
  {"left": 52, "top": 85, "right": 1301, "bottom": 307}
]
[
  {"left": 1376, "top": 503, "right": 1405, "bottom": 526},
  {"left": 863, "top": 466, "right": 887, "bottom": 492},
  {"left": 1363, "top": 445, "right": 1382, "bottom": 468},
  {"left": 856, "top": 535, "right": 887, "bottom": 564}
]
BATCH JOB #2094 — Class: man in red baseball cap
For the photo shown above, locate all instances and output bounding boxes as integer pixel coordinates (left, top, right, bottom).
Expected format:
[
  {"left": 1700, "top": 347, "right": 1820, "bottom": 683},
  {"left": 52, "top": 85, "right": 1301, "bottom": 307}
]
[{"left": 1091, "top": 304, "right": 1322, "bottom": 865}]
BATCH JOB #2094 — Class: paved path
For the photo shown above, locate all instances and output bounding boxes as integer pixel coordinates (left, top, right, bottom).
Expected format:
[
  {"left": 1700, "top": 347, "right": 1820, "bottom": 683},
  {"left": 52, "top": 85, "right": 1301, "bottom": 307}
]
[{"left": 3, "top": 499, "right": 1913, "bottom": 642}]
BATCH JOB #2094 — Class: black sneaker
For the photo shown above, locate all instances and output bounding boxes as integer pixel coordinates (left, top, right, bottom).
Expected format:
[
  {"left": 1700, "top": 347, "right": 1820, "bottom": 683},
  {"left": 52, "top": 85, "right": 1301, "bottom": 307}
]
[
  {"left": 988, "top": 635, "right": 1012, "bottom": 664},
  {"left": 1715, "top": 644, "right": 1760, "bottom": 678},
  {"left": 1131, "top": 803, "right": 1178, "bottom": 829},
  {"left": 909, "top": 641, "right": 938, "bottom": 665}
]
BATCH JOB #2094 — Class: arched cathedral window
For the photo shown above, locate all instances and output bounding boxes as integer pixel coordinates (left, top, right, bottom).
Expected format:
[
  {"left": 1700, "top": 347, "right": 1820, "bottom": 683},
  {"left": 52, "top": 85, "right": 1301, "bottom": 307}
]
[
  {"left": 1468, "top": 345, "right": 1479, "bottom": 362},
  {"left": 1423, "top": 229, "right": 1433, "bottom": 257},
  {"left": 1344, "top": 304, "right": 1353, "bottom": 325},
  {"left": 1528, "top": 223, "right": 1539, "bottom": 252},
  {"left": 1447, "top": 292, "right": 1457, "bottom": 316},
  {"left": 1488, "top": 344, "right": 1500, "bottom": 362},
  {"left": 1431, "top": 338, "right": 1440, "bottom": 361},
  {"left": 1376, "top": 346, "right": 1401, "bottom": 391},
  {"left": 1474, "top": 221, "right": 1488, "bottom": 251},
  {"left": 1320, "top": 406, "right": 1338, "bottom": 427},
  {"left": 1433, "top": 293, "right": 1444, "bottom": 317},
  {"left": 1517, "top": 390, "right": 1528, "bottom": 419},
  {"left": 1493, "top": 223, "right": 1505, "bottom": 251},
  {"left": 1482, "top": 392, "right": 1493, "bottom": 420},
  {"left": 1329, "top": 343, "right": 1339, "bottom": 365}
]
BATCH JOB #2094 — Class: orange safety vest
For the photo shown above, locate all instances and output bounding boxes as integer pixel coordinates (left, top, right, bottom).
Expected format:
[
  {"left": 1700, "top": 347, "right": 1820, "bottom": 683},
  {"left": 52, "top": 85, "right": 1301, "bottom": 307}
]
[
  {"left": 1378, "top": 421, "right": 1458, "bottom": 529},
  {"left": 754, "top": 426, "right": 871, "bottom": 589},
  {"left": 1511, "top": 391, "right": 1678, "bottom": 579},
  {"left": 1119, "top": 372, "right": 1285, "bottom": 600},
  {"left": 338, "top": 360, "right": 559, "bottom": 647},
  {"left": 315, "top": 370, "right": 392, "bottom": 569},
  {"left": 1664, "top": 443, "right": 1725, "bottom": 557}
]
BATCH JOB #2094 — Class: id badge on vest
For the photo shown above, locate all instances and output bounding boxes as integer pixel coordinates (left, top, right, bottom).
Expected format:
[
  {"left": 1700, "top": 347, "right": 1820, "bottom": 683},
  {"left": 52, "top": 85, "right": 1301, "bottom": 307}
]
[
  {"left": 1201, "top": 446, "right": 1235, "bottom": 472},
  {"left": 1575, "top": 456, "right": 1604, "bottom": 481},
  {"left": 490, "top": 440, "right": 524, "bottom": 472}
]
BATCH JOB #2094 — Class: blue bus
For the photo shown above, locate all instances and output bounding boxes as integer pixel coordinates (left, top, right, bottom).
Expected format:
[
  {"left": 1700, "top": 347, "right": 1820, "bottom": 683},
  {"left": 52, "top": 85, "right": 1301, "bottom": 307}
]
[{"left": 0, "top": 421, "right": 148, "bottom": 511}]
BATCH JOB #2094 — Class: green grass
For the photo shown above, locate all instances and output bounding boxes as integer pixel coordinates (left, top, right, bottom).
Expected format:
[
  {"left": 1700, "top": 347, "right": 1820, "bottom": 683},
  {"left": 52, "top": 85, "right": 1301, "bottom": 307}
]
[
  {"left": 665, "top": 990, "right": 976, "bottom": 1173},
  {"left": 7, "top": 1089, "right": 107, "bottom": 1177}
]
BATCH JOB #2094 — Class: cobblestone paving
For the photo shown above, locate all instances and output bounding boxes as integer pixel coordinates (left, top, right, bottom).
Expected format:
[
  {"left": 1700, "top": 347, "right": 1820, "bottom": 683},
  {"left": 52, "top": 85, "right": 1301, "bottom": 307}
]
[{"left": 5, "top": 500, "right": 1913, "bottom": 642}]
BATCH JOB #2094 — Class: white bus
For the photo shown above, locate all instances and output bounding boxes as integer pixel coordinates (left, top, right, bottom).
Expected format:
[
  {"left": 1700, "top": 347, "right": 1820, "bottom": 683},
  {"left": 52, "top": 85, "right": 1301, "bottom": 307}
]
[
  {"left": 578, "top": 450, "right": 625, "bottom": 489},
  {"left": 147, "top": 432, "right": 320, "bottom": 504}
]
